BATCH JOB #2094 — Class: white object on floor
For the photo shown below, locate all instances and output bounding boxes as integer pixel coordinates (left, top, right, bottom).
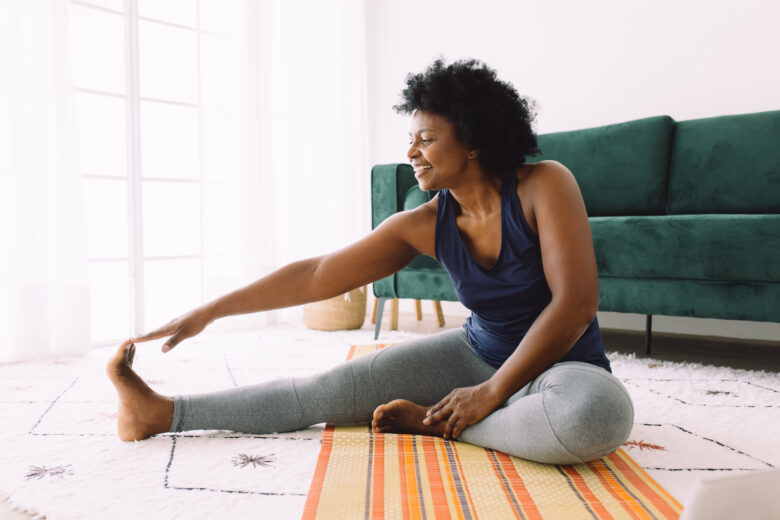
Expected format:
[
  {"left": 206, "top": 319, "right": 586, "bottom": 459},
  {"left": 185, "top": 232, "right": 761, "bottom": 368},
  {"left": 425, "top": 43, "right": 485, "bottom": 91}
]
[{"left": 679, "top": 469, "right": 780, "bottom": 520}]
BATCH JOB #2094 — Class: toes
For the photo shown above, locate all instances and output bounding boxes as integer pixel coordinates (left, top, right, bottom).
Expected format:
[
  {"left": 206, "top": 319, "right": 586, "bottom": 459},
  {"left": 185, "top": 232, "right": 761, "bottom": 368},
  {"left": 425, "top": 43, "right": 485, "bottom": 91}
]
[
  {"left": 113, "top": 340, "right": 133, "bottom": 365},
  {"left": 126, "top": 343, "right": 136, "bottom": 367}
]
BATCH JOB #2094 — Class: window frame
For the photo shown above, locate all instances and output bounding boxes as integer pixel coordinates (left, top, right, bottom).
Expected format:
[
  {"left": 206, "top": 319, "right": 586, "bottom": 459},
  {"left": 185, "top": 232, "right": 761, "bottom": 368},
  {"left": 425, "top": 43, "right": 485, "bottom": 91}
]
[{"left": 71, "top": 0, "right": 207, "bottom": 347}]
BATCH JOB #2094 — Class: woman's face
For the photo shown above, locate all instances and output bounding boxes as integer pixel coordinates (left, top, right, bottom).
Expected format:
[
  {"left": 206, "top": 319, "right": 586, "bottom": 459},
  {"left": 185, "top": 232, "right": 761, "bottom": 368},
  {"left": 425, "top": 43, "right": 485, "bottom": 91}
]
[{"left": 407, "top": 110, "right": 473, "bottom": 191}]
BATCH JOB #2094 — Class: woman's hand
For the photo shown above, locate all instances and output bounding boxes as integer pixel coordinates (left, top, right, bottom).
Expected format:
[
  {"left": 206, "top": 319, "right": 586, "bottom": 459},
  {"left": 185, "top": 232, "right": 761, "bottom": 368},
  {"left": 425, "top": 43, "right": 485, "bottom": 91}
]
[
  {"left": 423, "top": 382, "right": 504, "bottom": 440},
  {"left": 130, "top": 305, "right": 214, "bottom": 353}
]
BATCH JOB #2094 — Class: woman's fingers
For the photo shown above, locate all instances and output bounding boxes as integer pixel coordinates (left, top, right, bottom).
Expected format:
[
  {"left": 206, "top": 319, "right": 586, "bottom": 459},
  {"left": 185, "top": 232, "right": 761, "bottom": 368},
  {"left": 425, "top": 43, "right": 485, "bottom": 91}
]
[
  {"left": 162, "top": 331, "right": 187, "bottom": 353},
  {"left": 426, "top": 400, "right": 444, "bottom": 417},
  {"left": 444, "top": 413, "right": 463, "bottom": 440},
  {"left": 424, "top": 399, "right": 451, "bottom": 425},
  {"left": 131, "top": 325, "right": 173, "bottom": 343},
  {"left": 451, "top": 417, "right": 467, "bottom": 439}
]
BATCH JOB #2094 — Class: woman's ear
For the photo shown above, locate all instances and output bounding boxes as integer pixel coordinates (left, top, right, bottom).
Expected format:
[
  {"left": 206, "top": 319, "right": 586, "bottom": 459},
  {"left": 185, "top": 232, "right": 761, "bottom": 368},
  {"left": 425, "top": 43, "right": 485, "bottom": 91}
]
[{"left": 467, "top": 149, "right": 479, "bottom": 159}]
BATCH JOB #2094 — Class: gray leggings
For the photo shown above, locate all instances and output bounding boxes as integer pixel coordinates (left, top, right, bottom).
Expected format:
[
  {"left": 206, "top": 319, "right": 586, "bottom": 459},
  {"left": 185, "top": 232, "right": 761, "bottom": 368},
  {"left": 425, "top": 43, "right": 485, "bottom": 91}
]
[{"left": 170, "top": 328, "right": 634, "bottom": 464}]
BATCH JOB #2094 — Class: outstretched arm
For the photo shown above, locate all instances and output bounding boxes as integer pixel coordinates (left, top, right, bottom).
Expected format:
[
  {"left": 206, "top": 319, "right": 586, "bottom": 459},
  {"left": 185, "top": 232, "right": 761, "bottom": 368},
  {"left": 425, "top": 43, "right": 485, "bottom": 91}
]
[{"left": 132, "top": 204, "right": 436, "bottom": 351}]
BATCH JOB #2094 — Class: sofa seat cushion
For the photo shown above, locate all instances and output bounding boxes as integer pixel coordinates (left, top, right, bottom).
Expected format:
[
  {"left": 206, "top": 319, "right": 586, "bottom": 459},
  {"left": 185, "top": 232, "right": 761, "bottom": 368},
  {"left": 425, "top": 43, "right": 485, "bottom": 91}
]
[
  {"left": 533, "top": 115, "right": 674, "bottom": 216},
  {"left": 667, "top": 110, "right": 780, "bottom": 214},
  {"left": 396, "top": 265, "right": 459, "bottom": 301},
  {"left": 372, "top": 255, "right": 459, "bottom": 301},
  {"left": 598, "top": 278, "right": 780, "bottom": 322},
  {"left": 590, "top": 214, "right": 780, "bottom": 282}
]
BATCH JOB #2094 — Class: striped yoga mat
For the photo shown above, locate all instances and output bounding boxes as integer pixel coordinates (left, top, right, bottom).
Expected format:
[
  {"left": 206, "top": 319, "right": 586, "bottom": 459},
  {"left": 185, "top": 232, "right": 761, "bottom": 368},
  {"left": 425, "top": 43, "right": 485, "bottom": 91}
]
[{"left": 303, "top": 343, "right": 682, "bottom": 520}]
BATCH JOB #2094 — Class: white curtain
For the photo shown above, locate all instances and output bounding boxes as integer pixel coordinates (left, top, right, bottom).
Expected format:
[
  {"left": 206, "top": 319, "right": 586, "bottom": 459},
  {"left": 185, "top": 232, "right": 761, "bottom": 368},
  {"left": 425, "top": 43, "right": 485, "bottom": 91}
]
[
  {"left": 0, "top": 0, "right": 90, "bottom": 363},
  {"left": 242, "top": 0, "right": 371, "bottom": 324},
  {"left": 200, "top": 0, "right": 371, "bottom": 328},
  {"left": 0, "top": 0, "right": 371, "bottom": 360}
]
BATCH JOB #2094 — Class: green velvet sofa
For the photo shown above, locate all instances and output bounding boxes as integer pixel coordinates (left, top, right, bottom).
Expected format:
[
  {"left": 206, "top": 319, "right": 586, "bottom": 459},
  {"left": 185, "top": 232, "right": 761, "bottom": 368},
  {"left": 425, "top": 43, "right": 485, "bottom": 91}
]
[{"left": 371, "top": 110, "right": 780, "bottom": 350}]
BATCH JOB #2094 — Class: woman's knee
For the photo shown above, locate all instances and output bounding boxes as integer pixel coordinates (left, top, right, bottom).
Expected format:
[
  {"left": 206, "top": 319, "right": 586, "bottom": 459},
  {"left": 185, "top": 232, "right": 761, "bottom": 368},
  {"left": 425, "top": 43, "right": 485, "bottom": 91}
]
[{"left": 542, "top": 367, "right": 634, "bottom": 462}]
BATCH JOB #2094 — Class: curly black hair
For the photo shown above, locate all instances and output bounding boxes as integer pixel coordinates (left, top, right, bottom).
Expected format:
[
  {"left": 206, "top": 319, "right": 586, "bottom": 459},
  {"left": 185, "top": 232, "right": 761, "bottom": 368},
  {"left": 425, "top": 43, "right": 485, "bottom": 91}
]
[{"left": 394, "top": 58, "right": 540, "bottom": 176}]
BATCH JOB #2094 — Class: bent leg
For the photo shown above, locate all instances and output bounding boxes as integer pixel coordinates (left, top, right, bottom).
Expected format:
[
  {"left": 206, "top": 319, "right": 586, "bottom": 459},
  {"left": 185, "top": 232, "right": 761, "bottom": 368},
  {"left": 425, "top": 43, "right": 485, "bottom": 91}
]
[
  {"left": 170, "top": 328, "right": 496, "bottom": 434},
  {"left": 459, "top": 361, "right": 634, "bottom": 464}
]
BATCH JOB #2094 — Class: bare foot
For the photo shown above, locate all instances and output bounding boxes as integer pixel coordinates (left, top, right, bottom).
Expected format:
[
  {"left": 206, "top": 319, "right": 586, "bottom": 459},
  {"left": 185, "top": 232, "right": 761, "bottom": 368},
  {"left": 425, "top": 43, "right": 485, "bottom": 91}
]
[
  {"left": 106, "top": 340, "right": 174, "bottom": 441},
  {"left": 372, "top": 399, "right": 447, "bottom": 437}
]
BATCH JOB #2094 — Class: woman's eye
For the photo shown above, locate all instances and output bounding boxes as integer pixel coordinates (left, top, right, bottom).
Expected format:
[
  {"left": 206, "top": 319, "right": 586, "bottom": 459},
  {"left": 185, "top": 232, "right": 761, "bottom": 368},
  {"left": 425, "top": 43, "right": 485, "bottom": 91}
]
[{"left": 421, "top": 139, "right": 433, "bottom": 144}]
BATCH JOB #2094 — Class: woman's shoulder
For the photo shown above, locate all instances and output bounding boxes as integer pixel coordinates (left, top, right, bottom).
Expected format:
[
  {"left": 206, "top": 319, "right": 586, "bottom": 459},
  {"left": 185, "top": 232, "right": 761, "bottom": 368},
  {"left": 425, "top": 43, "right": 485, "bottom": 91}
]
[
  {"left": 383, "top": 194, "right": 438, "bottom": 258},
  {"left": 516, "top": 160, "right": 574, "bottom": 184},
  {"left": 516, "top": 160, "right": 580, "bottom": 199},
  {"left": 515, "top": 161, "right": 582, "bottom": 235}
]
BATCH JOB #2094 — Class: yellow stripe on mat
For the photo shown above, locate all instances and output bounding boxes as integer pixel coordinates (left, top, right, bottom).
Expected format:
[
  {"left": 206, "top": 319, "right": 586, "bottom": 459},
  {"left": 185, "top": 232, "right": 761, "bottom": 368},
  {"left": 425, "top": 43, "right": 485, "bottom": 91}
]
[{"left": 303, "top": 343, "right": 683, "bottom": 520}]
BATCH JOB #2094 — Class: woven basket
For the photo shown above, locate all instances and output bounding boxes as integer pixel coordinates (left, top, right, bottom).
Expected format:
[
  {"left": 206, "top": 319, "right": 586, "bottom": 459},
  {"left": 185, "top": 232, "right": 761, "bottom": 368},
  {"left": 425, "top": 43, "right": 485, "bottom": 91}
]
[{"left": 303, "top": 286, "right": 367, "bottom": 331}]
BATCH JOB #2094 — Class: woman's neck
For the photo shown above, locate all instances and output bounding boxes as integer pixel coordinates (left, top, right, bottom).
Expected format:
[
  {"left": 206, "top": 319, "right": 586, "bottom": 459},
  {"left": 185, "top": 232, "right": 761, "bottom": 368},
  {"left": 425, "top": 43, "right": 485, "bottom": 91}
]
[{"left": 448, "top": 169, "right": 504, "bottom": 219}]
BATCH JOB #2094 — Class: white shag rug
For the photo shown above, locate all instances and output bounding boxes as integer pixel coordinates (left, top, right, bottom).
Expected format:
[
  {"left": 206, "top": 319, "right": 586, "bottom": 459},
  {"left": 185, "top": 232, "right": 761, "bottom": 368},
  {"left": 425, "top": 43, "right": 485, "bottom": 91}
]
[{"left": 0, "top": 324, "right": 778, "bottom": 520}]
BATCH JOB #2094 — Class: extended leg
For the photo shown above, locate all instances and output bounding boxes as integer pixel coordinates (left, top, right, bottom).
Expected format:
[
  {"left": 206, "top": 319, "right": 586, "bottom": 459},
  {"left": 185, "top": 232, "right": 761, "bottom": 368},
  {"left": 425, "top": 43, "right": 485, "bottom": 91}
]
[{"left": 170, "top": 328, "right": 496, "bottom": 435}]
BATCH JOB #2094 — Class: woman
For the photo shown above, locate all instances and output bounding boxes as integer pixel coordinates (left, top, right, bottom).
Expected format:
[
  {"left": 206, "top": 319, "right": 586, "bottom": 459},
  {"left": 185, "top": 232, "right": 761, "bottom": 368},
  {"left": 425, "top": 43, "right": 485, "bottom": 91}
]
[{"left": 107, "top": 59, "right": 634, "bottom": 464}]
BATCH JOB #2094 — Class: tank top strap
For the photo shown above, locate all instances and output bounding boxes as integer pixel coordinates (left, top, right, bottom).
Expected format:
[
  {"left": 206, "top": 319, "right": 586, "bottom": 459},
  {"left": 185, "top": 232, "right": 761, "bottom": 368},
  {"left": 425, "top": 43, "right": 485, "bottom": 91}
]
[
  {"left": 501, "top": 168, "right": 538, "bottom": 243},
  {"left": 501, "top": 170, "right": 519, "bottom": 213},
  {"left": 434, "top": 187, "right": 452, "bottom": 261}
]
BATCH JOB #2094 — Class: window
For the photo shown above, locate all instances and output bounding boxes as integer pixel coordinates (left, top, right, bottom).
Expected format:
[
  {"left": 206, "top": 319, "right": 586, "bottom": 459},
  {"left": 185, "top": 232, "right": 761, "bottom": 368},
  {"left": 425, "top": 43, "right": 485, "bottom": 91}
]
[{"left": 71, "top": 0, "right": 238, "bottom": 346}]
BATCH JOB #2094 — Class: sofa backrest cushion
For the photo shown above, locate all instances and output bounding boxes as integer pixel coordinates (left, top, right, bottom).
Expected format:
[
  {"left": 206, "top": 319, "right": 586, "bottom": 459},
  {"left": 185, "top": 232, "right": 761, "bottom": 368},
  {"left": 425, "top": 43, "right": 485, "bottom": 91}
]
[
  {"left": 532, "top": 115, "right": 674, "bottom": 216},
  {"left": 371, "top": 163, "right": 417, "bottom": 229},
  {"left": 667, "top": 110, "right": 780, "bottom": 214},
  {"left": 403, "top": 185, "right": 434, "bottom": 211}
]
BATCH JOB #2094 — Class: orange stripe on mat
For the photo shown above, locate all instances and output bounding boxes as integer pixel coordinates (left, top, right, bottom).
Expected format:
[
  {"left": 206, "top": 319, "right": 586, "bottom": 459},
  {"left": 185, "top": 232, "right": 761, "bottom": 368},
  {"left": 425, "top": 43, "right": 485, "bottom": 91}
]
[
  {"left": 397, "top": 434, "right": 411, "bottom": 520},
  {"left": 421, "top": 436, "right": 453, "bottom": 519},
  {"left": 561, "top": 465, "right": 614, "bottom": 520},
  {"left": 301, "top": 425, "right": 334, "bottom": 520},
  {"left": 615, "top": 450, "right": 683, "bottom": 512},
  {"left": 437, "top": 439, "right": 466, "bottom": 520},
  {"left": 607, "top": 451, "right": 681, "bottom": 519},
  {"left": 404, "top": 435, "right": 424, "bottom": 520},
  {"left": 586, "top": 459, "right": 648, "bottom": 520},
  {"left": 371, "top": 432, "right": 386, "bottom": 519},
  {"left": 494, "top": 451, "right": 544, "bottom": 520},
  {"left": 449, "top": 442, "right": 479, "bottom": 519}
]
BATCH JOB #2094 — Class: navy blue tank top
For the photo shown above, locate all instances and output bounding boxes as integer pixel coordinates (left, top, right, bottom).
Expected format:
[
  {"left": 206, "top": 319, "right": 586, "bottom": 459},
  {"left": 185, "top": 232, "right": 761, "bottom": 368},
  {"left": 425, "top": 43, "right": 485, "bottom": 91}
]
[{"left": 434, "top": 172, "right": 611, "bottom": 372}]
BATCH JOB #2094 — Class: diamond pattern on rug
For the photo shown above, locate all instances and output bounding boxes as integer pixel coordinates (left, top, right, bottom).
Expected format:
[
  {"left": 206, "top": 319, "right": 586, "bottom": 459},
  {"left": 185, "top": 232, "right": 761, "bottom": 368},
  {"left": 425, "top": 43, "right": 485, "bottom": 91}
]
[
  {"left": 31, "top": 400, "right": 118, "bottom": 436},
  {"left": 0, "top": 403, "right": 51, "bottom": 435},
  {"left": 622, "top": 378, "right": 779, "bottom": 407},
  {"left": 1, "top": 377, "right": 78, "bottom": 403},
  {"left": 164, "top": 435, "right": 319, "bottom": 496},
  {"left": 624, "top": 423, "right": 774, "bottom": 471}
]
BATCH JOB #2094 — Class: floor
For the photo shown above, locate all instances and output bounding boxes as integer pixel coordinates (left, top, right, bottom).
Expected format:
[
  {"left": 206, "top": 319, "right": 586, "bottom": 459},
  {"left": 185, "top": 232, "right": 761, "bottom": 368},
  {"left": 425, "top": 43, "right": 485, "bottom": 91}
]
[{"left": 1, "top": 310, "right": 777, "bottom": 519}]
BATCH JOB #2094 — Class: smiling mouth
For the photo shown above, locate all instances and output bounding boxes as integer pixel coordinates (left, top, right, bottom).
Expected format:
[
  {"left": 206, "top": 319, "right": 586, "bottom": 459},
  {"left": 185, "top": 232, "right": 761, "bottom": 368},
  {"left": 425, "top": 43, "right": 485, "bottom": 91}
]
[{"left": 413, "top": 165, "right": 433, "bottom": 174}]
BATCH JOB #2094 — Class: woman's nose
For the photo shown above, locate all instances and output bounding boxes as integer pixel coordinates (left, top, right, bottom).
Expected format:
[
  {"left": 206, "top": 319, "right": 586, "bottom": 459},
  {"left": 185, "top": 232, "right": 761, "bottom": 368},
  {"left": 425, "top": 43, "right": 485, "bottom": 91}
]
[{"left": 407, "top": 142, "right": 418, "bottom": 161}]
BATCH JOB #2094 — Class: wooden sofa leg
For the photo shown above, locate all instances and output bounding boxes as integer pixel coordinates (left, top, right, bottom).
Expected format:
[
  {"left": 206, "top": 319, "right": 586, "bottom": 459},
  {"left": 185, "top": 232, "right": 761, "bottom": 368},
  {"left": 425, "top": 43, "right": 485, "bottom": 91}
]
[
  {"left": 645, "top": 314, "right": 653, "bottom": 355},
  {"left": 415, "top": 300, "right": 422, "bottom": 320},
  {"left": 373, "top": 298, "right": 387, "bottom": 340},
  {"left": 434, "top": 300, "right": 445, "bottom": 327}
]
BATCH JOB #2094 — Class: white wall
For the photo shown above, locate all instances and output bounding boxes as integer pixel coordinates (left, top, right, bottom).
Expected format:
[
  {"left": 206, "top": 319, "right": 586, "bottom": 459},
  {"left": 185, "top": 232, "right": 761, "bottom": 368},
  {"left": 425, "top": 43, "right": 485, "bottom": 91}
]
[{"left": 365, "top": 0, "right": 780, "bottom": 342}]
